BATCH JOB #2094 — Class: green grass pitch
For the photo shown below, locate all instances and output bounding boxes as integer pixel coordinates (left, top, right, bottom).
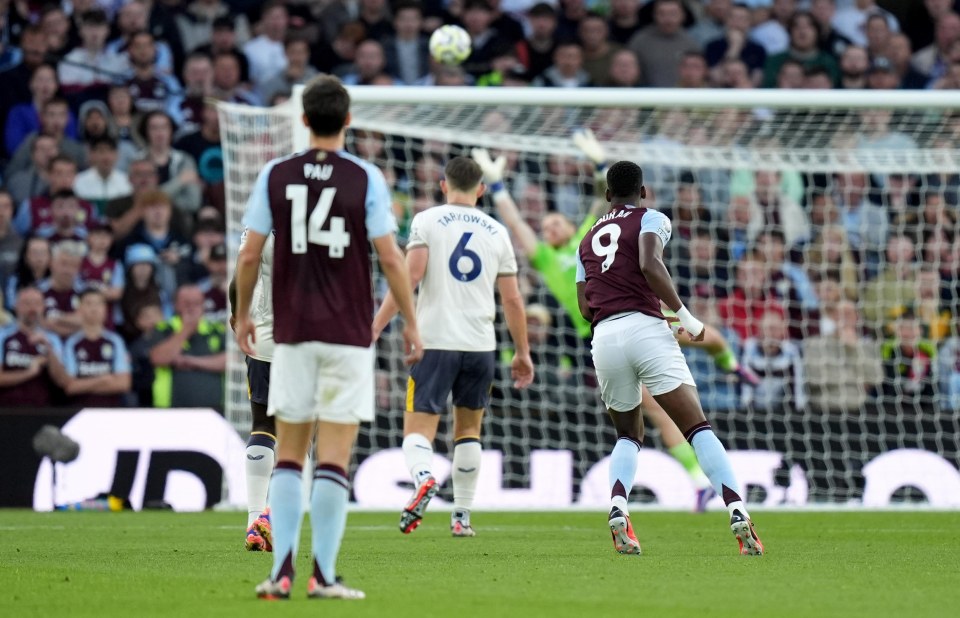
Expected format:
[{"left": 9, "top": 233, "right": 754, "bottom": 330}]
[{"left": 3, "top": 510, "right": 959, "bottom": 617}]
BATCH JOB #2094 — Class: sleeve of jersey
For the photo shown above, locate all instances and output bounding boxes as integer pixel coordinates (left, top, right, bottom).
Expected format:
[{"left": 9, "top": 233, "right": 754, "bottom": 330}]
[
  {"left": 575, "top": 252, "right": 586, "bottom": 283},
  {"left": 112, "top": 262, "right": 125, "bottom": 289},
  {"left": 112, "top": 335, "right": 132, "bottom": 373},
  {"left": 364, "top": 165, "right": 398, "bottom": 240},
  {"left": 241, "top": 162, "right": 275, "bottom": 236},
  {"left": 47, "top": 333, "right": 65, "bottom": 363},
  {"left": 406, "top": 213, "right": 426, "bottom": 249},
  {"left": 639, "top": 210, "right": 672, "bottom": 249},
  {"left": 62, "top": 338, "right": 77, "bottom": 377},
  {"left": 498, "top": 232, "right": 518, "bottom": 276}
]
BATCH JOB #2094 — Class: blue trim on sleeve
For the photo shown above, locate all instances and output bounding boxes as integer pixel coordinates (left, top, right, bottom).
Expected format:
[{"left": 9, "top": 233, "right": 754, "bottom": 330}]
[
  {"left": 107, "top": 331, "right": 131, "bottom": 373},
  {"left": 575, "top": 252, "right": 586, "bottom": 283},
  {"left": 241, "top": 159, "right": 280, "bottom": 236},
  {"left": 338, "top": 151, "right": 398, "bottom": 240},
  {"left": 62, "top": 333, "right": 80, "bottom": 377}
]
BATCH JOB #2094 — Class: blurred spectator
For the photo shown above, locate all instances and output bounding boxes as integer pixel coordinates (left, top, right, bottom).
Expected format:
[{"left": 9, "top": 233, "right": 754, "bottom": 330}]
[
  {"left": 104, "top": 158, "right": 158, "bottom": 239},
  {"left": 116, "top": 189, "right": 190, "bottom": 299},
  {"left": 5, "top": 134, "right": 57, "bottom": 206},
  {"left": 834, "top": 171, "right": 888, "bottom": 265},
  {"left": 36, "top": 190, "right": 89, "bottom": 243},
  {"left": 688, "top": 0, "right": 730, "bottom": 47},
  {"left": 833, "top": 0, "right": 900, "bottom": 48},
  {"left": 803, "top": 66, "right": 834, "bottom": 89},
  {"left": 675, "top": 229, "right": 729, "bottom": 300},
  {"left": 746, "top": 169, "right": 811, "bottom": 249},
  {"left": 78, "top": 100, "right": 137, "bottom": 171},
  {"left": 179, "top": 215, "right": 226, "bottom": 282},
  {"left": 126, "top": 301, "right": 164, "bottom": 405},
  {"left": 176, "top": 0, "right": 252, "bottom": 54},
  {"left": 137, "top": 111, "right": 202, "bottom": 214},
  {"left": 340, "top": 40, "right": 391, "bottom": 86},
  {"left": 574, "top": 14, "right": 618, "bottom": 86},
  {"left": 39, "top": 5, "right": 71, "bottom": 59},
  {"left": 0, "top": 191, "right": 23, "bottom": 287},
  {"left": 762, "top": 12, "right": 840, "bottom": 88},
  {"left": 37, "top": 240, "right": 86, "bottom": 339},
  {"left": 62, "top": 288, "right": 131, "bottom": 407},
  {"left": 243, "top": 1, "right": 289, "bottom": 89},
  {"left": 106, "top": 85, "right": 138, "bottom": 148},
  {"left": 197, "top": 242, "right": 227, "bottom": 321},
  {"left": 661, "top": 170, "right": 713, "bottom": 242},
  {"left": 719, "top": 58, "right": 754, "bottom": 88},
  {"left": 628, "top": 0, "right": 700, "bottom": 87},
  {"left": 605, "top": 48, "right": 643, "bottom": 87},
  {"left": 862, "top": 234, "right": 918, "bottom": 331},
  {"left": 58, "top": 9, "right": 127, "bottom": 95},
  {"left": 865, "top": 13, "right": 892, "bottom": 59},
  {"left": 195, "top": 17, "right": 251, "bottom": 83},
  {"left": 532, "top": 42, "right": 591, "bottom": 87},
  {"left": 5, "top": 236, "right": 51, "bottom": 310},
  {"left": 937, "top": 314, "right": 960, "bottom": 411},
  {"left": 718, "top": 255, "right": 785, "bottom": 341},
  {"left": 5, "top": 65, "right": 78, "bottom": 158},
  {"left": 488, "top": 0, "right": 526, "bottom": 44},
  {"left": 751, "top": 0, "right": 794, "bottom": 55},
  {"left": 0, "top": 286, "right": 68, "bottom": 407},
  {"left": 726, "top": 195, "right": 752, "bottom": 260},
  {"left": 608, "top": 0, "right": 642, "bottom": 45},
  {"left": 866, "top": 55, "right": 901, "bottom": 89},
  {"left": 813, "top": 277, "right": 844, "bottom": 336},
  {"left": 755, "top": 228, "right": 819, "bottom": 339},
  {"left": 806, "top": 225, "right": 860, "bottom": 301},
  {"left": 910, "top": 266, "right": 952, "bottom": 343},
  {"left": 106, "top": 0, "right": 175, "bottom": 75},
  {"left": 803, "top": 299, "right": 881, "bottom": 413},
  {"left": 523, "top": 3, "right": 559, "bottom": 80},
  {"left": 556, "top": 0, "right": 589, "bottom": 42},
  {"left": 259, "top": 36, "right": 317, "bottom": 102},
  {"left": 838, "top": 45, "right": 868, "bottom": 88},
  {"left": 810, "top": 0, "right": 853, "bottom": 58},
  {"left": 461, "top": 0, "right": 515, "bottom": 77},
  {"left": 74, "top": 136, "right": 134, "bottom": 209},
  {"left": 911, "top": 12, "right": 960, "bottom": 86},
  {"left": 885, "top": 34, "right": 930, "bottom": 90},
  {"left": 125, "top": 31, "right": 184, "bottom": 125},
  {"left": 357, "top": 0, "right": 394, "bottom": 42},
  {"left": 119, "top": 243, "right": 172, "bottom": 341},
  {"left": 776, "top": 58, "right": 805, "bottom": 88},
  {"left": 0, "top": 26, "right": 49, "bottom": 130},
  {"left": 741, "top": 311, "right": 807, "bottom": 411},
  {"left": 704, "top": 3, "right": 767, "bottom": 84},
  {"left": 6, "top": 98, "right": 86, "bottom": 178},
  {"left": 146, "top": 284, "right": 226, "bottom": 409},
  {"left": 903, "top": 0, "right": 956, "bottom": 52},
  {"left": 677, "top": 51, "right": 709, "bottom": 87},
  {"left": 211, "top": 51, "right": 259, "bottom": 105},
  {"left": 680, "top": 296, "right": 740, "bottom": 410},
  {"left": 383, "top": 1, "right": 430, "bottom": 86},
  {"left": 13, "top": 157, "right": 92, "bottom": 237},
  {"left": 879, "top": 309, "right": 936, "bottom": 412},
  {"left": 178, "top": 53, "right": 214, "bottom": 136},
  {"left": 80, "top": 221, "right": 124, "bottom": 304},
  {"left": 174, "top": 102, "right": 224, "bottom": 188}
]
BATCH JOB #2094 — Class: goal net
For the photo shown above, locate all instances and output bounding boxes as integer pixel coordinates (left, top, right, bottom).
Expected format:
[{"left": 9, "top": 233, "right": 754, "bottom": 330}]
[{"left": 220, "top": 88, "right": 960, "bottom": 509}]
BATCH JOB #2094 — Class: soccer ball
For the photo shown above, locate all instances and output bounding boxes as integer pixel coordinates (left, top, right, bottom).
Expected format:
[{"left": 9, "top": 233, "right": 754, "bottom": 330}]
[{"left": 429, "top": 25, "right": 472, "bottom": 66}]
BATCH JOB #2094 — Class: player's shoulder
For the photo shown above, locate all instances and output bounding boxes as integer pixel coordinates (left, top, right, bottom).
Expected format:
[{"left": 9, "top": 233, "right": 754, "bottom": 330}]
[
  {"left": 63, "top": 331, "right": 84, "bottom": 349},
  {"left": 0, "top": 324, "right": 17, "bottom": 344},
  {"left": 336, "top": 150, "right": 386, "bottom": 182},
  {"left": 103, "top": 329, "right": 127, "bottom": 349}
]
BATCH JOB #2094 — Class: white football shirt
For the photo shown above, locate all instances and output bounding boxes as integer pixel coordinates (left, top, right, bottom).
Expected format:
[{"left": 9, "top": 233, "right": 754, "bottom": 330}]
[
  {"left": 240, "top": 229, "right": 275, "bottom": 362},
  {"left": 407, "top": 204, "right": 518, "bottom": 352}
]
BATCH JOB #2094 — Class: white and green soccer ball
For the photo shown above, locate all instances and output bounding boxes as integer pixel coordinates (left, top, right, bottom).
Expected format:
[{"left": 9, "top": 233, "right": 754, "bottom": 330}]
[{"left": 429, "top": 25, "right": 472, "bottom": 66}]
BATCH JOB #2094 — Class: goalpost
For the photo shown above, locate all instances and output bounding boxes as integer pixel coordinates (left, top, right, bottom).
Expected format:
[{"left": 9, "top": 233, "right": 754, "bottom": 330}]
[{"left": 219, "top": 87, "right": 960, "bottom": 509}]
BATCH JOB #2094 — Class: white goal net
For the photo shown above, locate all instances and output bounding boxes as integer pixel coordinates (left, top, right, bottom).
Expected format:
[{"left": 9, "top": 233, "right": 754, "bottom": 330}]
[{"left": 220, "top": 88, "right": 960, "bottom": 509}]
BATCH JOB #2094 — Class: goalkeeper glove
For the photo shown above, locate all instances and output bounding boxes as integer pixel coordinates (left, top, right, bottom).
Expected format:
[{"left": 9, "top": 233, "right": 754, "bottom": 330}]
[
  {"left": 572, "top": 128, "right": 608, "bottom": 172},
  {"left": 470, "top": 147, "right": 508, "bottom": 195}
]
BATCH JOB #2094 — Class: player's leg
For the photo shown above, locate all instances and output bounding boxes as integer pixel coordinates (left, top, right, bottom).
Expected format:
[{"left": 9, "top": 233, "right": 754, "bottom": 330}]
[
  {"left": 399, "top": 350, "right": 454, "bottom": 534},
  {"left": 591, "top": 323, "right": 644, "bottom": 555},
  {"left": 652, "top": 385, "right": 764, "bottom": 556},
  {"left": 639, "top": 384, "right": 715, "bottom": 512},
  {"left": 255, "top": 344, "right": 317, "bottom": 599},
  {"left": 305, "top": 342, "right": 373, "bottom": 600},
  {"left": 245, "top": 357, "right": 276, "bottom": 551},
  {"left": 448, "top": 350, "right": 495, "bottom": 536}
]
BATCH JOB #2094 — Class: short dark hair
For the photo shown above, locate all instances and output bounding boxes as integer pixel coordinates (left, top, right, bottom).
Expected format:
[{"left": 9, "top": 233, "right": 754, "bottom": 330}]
[
  {"left": 88, "top": 135, "right": 118, "bottom": 150},
  {"left": 42, "top": 96, "right": 69, "bottom": 112},
  {"left": 301, "top": 75, "right": 351, "bottom": 137},
  {"left": 607, "top": 161, "right": 643, "bottom": 199},
  {"left": 463, "top": 0, "right": 492, "bottom": 12},
  {"left": 394, "top": 1, "right": 423, "bottom": 16},
  {"left": 48, "top": 155, "right": 77, "bottom": 171},
  {"left": 51, "top": 189, "right": 77, "bottom": 202},
  {"left": 443, "top": 156, "right": 483, "bottom": 192},
  {"left": 79, "top": 287, "right": 105, "bottom": 302}
]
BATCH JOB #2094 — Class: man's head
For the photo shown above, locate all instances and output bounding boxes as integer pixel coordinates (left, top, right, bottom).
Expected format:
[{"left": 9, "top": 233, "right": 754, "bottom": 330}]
[
  {"left": 578, "top": 13, "right": 608, "bottom": 52},
  {"left": 893, "top": 309, "right": 921, "bottom": 347},
  {"left": 213, "top": 52, "right": 242, "bottom": 90},
  {"left": 137, "top": 189, "right": 173, "bottom": 230},
  {"left": 606, "top": 160, "right": 645, "bottom": 204},
  {"left": 19, "top": 26, "right": 49, "bottom": 70},
  {"left": 260, "top": 1, "right": 289, "bottom": 42},
  {"left": 760, "top": 310, "right": 787, "bottom": 344},
  {"left": 886, "top": 234, "right": 915, "bottom": 266},
  {"left": 810, "top": 0, "right": 836, "bottom": 27},
  {"left": 541, "top": 213, "right": 575, "bottom": 248},
  {"left": 302, "top": 75, "right": 351, "bottom": 137},
  {"left": 205, "top": 243, "right": 228, "bottom": 280},
  {"left": 776, "top": 60, "right": 804, "bottom": 89},
  {"left": 528, "top": 3, "right": 558, "bottom": 39},
  {"left": 394, "top": 1, "right": 423, "bottom": 39},
  {"left": 440, "top": 156, "right": 484, "bottom": 201},
  {"left": 175, "top": 285, "right": 205, "bottom": 322},
  {"left": 608, "top": 49, "right": 641, "bottom": 86},
  {"left": 16, "top": 287, "right": 45, "bottom": 329},
  {"left": 128, "top": 158, "right": 158, "bottom": 191},
  {"left": 726, "top": 3, "right": 752, "bottom": 33},
  {"left": 841, "top": 45, "right": 869, "bottom": 77},
  {"left": 755, "top": 229, "right": 787, "bottom": 264},
  {"left": 183, "top": 53, "right": 213, "bottom": 93},
  {"left": 677, "top": 52, "right": 707, "bottom": 87},
  {"left": 77, "top": 288, "right": 107, "bottom": 328},
  {"left": 29, "top": 64, "right": 58, "bottom": 103},
  {"left": 553, "top": 43, "right": 583, "bottom": 78},
  {"left": 40, "top": 98, "right": 69, "bottom": 139},
  {"left": 78, "top": 9, "right": 109, "bottom": 50},
  {"left": 354, "top": 40, "right": 386, "bottom": 81},
  {"left": 128, "top": 31, "right": 157, "bottom": 69},
  {"left": 135, "top": 302, "right": 163, "bottom": 333},
  {"left": 653, "top": 0, "right": 685, "bottom": 36},
  {"left": 284, "top": 37, "right": 311, "bottom": 74},
  {"left": 88, "top": 136, "right": 119, "bottom": 177},
  {"left": 211, "top": 17, "right": 237, "bottom": 51},
  {"left": 788, "top": 12, "right": 819, "bottom": 52},
  {"left": 736, "top": 257, "right": 767, "bottom": 297},
  {"left": 50, "top": 240, "right": 85, "bottom": 288},
  {"left": 117, "top": 0, "right": 148, "bottom": 35},
  {"left": 86, "top": 221, "right": 113, "bottom": 254},
  {"left": 31, "top": 134, "right": 58, "bottom": 172},
  {"left": 463, "top": 0, "right": 494, "bottom": 36},
  {"left": 754, "top": 169, "right": 780, "bottom": 204},
  {"left": 936, "top": 12, "right": 960, "bottom": 52},
  {"left": 50, "top": 190, "right": 80, "bottom": 230}
]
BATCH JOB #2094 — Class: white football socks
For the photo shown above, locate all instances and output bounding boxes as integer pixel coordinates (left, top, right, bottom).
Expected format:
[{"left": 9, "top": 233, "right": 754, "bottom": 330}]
[{"left": 402, "top": 433, "right": 434, "bottom": 487}]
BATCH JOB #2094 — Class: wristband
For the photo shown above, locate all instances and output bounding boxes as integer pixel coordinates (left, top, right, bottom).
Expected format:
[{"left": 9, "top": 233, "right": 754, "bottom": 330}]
[
  {"left": 489, "top": 180, "right": 506, "bottom": 195},
  {"left": 595, "top": 161, "right": 607, "bottom": 173},
  {"left": 676, "top": 305, "right": 704, "bottom": 338}
]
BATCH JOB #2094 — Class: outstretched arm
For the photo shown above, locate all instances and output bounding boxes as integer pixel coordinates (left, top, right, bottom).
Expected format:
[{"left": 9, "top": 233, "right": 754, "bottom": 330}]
[
  {"left": 471, "top": 148, "right": 539, "bottom": 257},
  {"left": 573, "top": 128, "right": 612, "bottom": 221}
]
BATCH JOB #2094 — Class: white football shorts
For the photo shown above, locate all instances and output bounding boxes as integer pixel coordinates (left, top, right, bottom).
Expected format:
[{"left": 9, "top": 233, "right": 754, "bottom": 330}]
[
  {"left": 268, "top": 341, "right": 375, "bottom": 424},
  {"left": 591, "top": 311, "right": 696, "bottom": 412}
]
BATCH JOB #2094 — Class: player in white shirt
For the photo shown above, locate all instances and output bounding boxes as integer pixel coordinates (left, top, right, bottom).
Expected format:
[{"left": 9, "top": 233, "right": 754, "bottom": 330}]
[
  {"left": 229, "top": 230, "right": 276, "bottom": 551},
  {"left": 373, "top": 157, "right": 534, "bottom": 537}
]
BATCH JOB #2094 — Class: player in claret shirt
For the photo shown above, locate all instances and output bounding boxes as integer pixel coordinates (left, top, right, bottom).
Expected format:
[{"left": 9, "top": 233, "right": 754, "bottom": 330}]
[
  {"left": 62, "top": 288, "right": 131, "bottom": 407},
  {"left": 576, "top": 161, "right": 764, "bottom": 557}
]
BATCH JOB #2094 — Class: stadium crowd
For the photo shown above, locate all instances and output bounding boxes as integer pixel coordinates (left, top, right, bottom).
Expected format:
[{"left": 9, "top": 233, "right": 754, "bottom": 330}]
[{"left": 1, "top": 0, "right": 960, "bottom": 417}]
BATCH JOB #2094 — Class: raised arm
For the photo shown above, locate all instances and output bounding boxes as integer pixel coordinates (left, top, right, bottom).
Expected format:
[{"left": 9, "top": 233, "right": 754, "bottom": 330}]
[
  {"left": 471, "top": 148, "right": 538, "bottom": 257},
  {"left": 573, "top": 128, "right": 612, "bottom": 221},
  {"left": 497, "top": 275, "right": 534, "bottom": 389}
]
